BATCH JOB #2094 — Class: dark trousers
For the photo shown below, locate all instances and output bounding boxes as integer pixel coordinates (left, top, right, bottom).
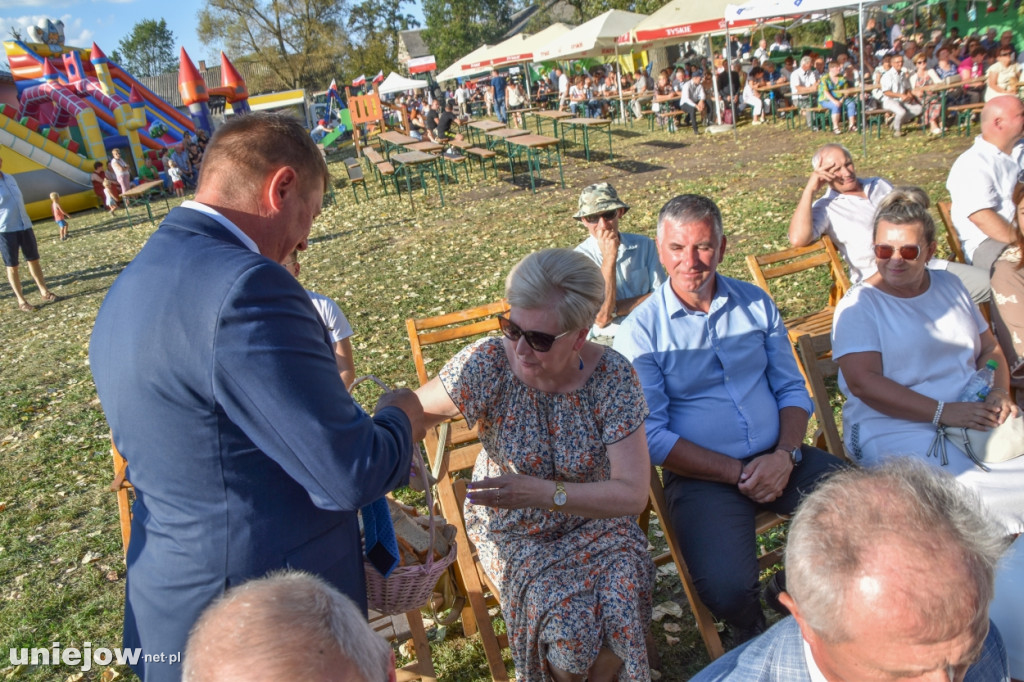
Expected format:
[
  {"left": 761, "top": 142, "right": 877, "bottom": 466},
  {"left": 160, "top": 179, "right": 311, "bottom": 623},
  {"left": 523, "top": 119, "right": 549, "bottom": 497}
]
[
  {"left": 663, "top": 445, "right": 844, "bottom": 632},
  {"left": 680, "top": 103, "right": 703, "bottom": 132}
]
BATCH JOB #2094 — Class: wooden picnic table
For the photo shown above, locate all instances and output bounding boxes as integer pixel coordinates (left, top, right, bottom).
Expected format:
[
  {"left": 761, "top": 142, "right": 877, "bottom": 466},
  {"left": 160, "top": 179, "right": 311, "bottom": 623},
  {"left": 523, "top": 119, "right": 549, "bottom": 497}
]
[
  {"left": 485, "top": 127, "right": 529, "bottom": 154},
  {"left": 120, "top": 180, "right": 168, "bottom": 225},
  {"left": 406, "top": 140, "right": 443, "bottom": 153},
  {"left": 506, "top": 134, "right": 564, "bottom": 194},
  {"left": 467, "top": 120, "right": 506, "bottom": 145},
  {"left": 378, "top": 131, "right": 419, "bottom": 156},
  {"left": 533, "top": 109, "right": 573, "bottom": 137},
  {"left": 558, "top": 117, "right": 613, "bottom": 162},
  {"left": 920, "top": 76, "right": 985, "bottom": 137},
  {"left": 391, "top": 151, "right": 444, "bottom": 209}
]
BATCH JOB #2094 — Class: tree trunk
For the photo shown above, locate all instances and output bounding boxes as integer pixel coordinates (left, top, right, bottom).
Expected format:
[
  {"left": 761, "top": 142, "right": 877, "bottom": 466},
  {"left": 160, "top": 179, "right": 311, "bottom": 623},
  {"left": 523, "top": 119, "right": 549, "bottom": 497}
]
[{"left": 830, "top": 11, "right": 847, "bottom": 50}]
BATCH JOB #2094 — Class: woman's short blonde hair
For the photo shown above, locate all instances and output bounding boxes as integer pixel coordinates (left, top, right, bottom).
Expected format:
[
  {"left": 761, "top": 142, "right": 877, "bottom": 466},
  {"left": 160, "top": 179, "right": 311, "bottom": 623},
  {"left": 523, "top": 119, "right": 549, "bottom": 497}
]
[
  {"left": 505, "top": 249, "right": 604, "bottom": 332},
  {"left": 872, "top": 186, "right": 936, "bottom": 243}
]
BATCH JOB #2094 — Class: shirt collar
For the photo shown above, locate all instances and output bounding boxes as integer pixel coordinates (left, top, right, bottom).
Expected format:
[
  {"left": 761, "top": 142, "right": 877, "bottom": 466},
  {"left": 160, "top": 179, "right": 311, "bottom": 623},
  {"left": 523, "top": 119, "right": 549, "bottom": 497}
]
[
  {"left": 662, "top": 273, "right": 724, "bottom": 318},
  {"left": 182, "top": 200, "right": 260, "bottom": 254},
  {"left": 802, "top": 638, "right": 830, "bottom": 682}
]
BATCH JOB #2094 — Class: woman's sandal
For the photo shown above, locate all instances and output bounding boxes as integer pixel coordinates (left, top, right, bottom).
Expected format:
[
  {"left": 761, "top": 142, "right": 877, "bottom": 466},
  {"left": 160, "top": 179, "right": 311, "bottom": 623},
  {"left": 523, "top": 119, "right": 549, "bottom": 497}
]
[{"left": 18, "top": 301, "right": 36, "bottom": 312}]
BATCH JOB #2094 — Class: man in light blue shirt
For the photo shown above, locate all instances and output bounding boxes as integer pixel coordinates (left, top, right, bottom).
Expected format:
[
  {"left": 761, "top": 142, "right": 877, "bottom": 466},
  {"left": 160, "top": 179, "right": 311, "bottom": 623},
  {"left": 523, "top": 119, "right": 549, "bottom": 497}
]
[
  {"left": 615, "top": 194, "right": 843, "bottom": 645},
  {"left": 573, "top": 183, "right": 664, "bottom": 346},
  {"left": 0, "top": 157, "right": 57, "bottom": 312}
]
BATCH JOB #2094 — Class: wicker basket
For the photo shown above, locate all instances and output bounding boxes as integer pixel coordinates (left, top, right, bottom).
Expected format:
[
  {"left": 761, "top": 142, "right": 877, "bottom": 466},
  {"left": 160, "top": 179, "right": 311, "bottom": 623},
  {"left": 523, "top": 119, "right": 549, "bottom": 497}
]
[{"left": 352, "top": 375, "right": 458, "bottom": 616}]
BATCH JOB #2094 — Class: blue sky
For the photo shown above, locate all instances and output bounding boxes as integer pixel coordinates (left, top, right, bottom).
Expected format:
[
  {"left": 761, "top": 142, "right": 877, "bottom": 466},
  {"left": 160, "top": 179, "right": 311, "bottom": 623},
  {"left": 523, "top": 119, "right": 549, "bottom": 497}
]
[{"left": 1, "top": 0, "right": 426, "bottom": 73}]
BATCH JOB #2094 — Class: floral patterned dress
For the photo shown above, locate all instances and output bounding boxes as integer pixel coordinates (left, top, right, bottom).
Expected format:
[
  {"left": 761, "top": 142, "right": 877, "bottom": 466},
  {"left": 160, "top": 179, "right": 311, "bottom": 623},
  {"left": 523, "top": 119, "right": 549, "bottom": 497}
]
[{"left": 439, "top": 337, "right": 655, "bottom": 681}]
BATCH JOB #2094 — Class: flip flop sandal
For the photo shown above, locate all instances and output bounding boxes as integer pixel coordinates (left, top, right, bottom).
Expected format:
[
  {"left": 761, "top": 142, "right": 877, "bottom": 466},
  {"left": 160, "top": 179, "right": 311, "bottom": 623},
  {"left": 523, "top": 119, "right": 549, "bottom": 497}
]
[
  {"left": 19, "top": 302, "right": 36, "bottom": 312},
  {"left": 41, "top": 292, "right": 59, "bottom": 302}
]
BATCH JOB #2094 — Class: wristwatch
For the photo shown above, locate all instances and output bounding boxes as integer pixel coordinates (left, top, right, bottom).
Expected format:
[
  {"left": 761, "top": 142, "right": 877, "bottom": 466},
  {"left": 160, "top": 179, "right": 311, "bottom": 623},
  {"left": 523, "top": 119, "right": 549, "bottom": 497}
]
[
  {"left": 784, "top": 446, "right": 802, "bottom": 466},
  {"left": 551, "top": 481, "right": 567, "bottom": 511}
]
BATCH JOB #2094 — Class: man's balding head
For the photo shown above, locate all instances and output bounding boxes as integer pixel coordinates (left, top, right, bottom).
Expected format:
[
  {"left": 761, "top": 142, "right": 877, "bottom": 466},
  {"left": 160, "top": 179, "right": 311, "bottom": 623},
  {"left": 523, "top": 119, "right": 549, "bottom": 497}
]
[
  {"left": 980, "top": 95, "right": 1024, "bottom": 152},
  {"left": 183, "top": 571, "right": 395, "bottom": 682}
]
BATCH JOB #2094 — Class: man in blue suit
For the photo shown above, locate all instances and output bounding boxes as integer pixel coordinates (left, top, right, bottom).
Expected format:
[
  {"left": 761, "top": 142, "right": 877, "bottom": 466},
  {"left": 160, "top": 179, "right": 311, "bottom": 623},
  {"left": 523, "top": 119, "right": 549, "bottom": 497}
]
[
  {"left": 90, "top": 112, "right": 425, "bottom": 682},
  {"left": 693, "top": 460, "right": 1010, "bottom": 682}
]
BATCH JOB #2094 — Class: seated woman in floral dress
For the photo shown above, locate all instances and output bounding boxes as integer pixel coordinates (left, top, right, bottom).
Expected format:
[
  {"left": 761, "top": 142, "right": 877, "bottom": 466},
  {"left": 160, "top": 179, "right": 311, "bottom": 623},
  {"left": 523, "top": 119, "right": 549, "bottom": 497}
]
[{"left": 416, "top": 249, "right": 654, "bottom": 682}]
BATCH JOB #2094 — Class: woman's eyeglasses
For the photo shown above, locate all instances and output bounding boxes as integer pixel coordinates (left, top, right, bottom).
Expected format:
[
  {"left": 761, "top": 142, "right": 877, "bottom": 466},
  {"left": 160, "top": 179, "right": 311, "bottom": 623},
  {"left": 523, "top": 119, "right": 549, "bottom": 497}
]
[
  {"left": 498, "top": 315, "right": 570, "bottom": 352},
  {"left": 581, "top": 209, "right": 619, "bottom": 224},
  {"left": 873, "top": 244, "right": 922, "bottom": 261}
]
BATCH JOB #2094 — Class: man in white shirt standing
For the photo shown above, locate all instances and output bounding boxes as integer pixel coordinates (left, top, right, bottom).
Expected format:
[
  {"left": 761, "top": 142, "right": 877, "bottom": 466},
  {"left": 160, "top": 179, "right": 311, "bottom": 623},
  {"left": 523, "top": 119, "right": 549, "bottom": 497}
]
[{"left": 557, "top": 68, "right": 570, "bottom": 111}]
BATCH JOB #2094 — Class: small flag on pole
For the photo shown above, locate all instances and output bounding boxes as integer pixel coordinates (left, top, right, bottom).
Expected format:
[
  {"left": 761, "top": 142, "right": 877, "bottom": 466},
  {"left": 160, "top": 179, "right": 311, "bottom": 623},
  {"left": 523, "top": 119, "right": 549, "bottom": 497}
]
[
  {"left": 352, "top": 74, "right": 366, "bottom": 86},
  {"left": 372, "top": 70, "right": 384, "bottom": 84}
]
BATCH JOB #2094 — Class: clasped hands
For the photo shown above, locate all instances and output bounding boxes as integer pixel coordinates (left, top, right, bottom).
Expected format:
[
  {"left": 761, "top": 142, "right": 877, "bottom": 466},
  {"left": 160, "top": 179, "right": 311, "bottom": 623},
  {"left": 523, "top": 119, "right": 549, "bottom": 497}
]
[{"left": 737, "top": 449, "right": 793, "bottom": 505}]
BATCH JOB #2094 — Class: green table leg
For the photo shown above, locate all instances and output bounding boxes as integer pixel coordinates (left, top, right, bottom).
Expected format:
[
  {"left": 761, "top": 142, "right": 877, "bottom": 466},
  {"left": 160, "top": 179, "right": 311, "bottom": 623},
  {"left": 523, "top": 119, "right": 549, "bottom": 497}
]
[{"left": 581, "top": 125, "right": 591, "bottom": 162}]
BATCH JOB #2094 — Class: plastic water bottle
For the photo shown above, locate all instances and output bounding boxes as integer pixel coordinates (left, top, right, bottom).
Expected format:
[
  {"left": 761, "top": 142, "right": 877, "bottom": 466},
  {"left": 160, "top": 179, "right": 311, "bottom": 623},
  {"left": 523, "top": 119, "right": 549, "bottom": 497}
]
[{"left": 958, "top": 360, "right": 998, "bottom": 402}]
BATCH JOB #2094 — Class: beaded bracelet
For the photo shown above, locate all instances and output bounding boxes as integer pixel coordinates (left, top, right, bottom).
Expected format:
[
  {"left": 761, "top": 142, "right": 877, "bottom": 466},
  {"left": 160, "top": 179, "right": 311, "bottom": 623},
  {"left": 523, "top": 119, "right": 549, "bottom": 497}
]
[{"left": 932, "top": 400, "right": 945, "bottom": 427}]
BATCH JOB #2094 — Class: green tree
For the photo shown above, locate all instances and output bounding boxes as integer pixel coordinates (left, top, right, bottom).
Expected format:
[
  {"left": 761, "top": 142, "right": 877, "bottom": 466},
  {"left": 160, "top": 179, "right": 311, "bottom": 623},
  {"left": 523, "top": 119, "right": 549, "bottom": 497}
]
[
  {"left": 346, "top": 0, "right": 419, "bottom": 75},
  {"left": 115, "top": 19, "right": 177, "bottom": 77},
  {"left": 197, "top": 0, "right": 347, "bottom": 90},
  {"left": 421, "top": 0, "right": 513, "bottom": 69}
]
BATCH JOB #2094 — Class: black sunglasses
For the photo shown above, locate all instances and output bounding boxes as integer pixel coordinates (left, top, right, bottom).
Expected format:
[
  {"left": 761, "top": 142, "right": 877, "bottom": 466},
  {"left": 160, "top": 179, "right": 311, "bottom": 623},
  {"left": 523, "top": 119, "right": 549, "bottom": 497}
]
[
  {"left": 498, "top": 315, "right": 571, "bottom": 352},
  {"left": 581, "top": 209, "right": 619, "bottom": 224},
  {"left": 873, "top": 243, "right": 922, "bottom": 261}
]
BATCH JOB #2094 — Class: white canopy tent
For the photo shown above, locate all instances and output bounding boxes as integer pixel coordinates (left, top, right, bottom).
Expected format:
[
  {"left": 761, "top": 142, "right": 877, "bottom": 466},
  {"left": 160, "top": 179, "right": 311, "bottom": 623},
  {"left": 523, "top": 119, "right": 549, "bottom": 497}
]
[
  {"left": 488, "top": 23, "right": 574, "bottom": 67},
  {"left": 461, "top": 34, "right": 529, "bottom": 73},
  {"left": 534, "top": 10, "right": 648, "bottom": 121},
  {"left": 377, "top": 71, "right": 429, "bottom": 96},
  {"left": 437, "top": 44, "right": 494, "bottom": 83},
  {"left": 536, "top": 9, "right": 648, "bottom": 62},
  {"left": 725, "top": 0, "right": 886, "bottom": 154},
  {"left": 619, "top": 0, "right": 759, "bottom": 50}
]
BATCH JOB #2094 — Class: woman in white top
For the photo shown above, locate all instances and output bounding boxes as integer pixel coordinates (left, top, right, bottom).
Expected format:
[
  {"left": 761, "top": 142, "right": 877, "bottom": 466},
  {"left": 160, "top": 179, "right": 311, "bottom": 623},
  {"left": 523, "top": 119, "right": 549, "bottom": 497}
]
[{"left": 833, "top": 188, "right": 1023, "bottom": 535}]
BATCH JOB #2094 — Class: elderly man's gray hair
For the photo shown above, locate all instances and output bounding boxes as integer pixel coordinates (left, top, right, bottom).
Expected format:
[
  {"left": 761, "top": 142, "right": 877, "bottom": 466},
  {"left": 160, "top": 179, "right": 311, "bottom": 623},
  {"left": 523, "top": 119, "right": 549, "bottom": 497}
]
[
  {"left": 656, "top": 194, "right": 724, "bottom": 244},
  {"left": 800, "top": 55, "right": 813, "bottom": 67},
  {"left": 183, "top": 571, "right": 393, "bottom": 682},
  {"left": 811, "top": 143, "right": 853, "bottom": 170},
  {"left": 785, "top": 459, "right": 1009, "bottom": 643}
]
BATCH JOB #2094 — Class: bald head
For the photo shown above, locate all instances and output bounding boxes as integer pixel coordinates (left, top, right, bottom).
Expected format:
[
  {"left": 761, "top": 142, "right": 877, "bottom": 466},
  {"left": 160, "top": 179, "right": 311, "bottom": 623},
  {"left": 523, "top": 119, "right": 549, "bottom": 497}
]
[
  {"left": 183, "top": 572, "right": 394, "bottom": 682},
  {"left": 980, "top": 95, "right": 1024, "bottom": 152}
]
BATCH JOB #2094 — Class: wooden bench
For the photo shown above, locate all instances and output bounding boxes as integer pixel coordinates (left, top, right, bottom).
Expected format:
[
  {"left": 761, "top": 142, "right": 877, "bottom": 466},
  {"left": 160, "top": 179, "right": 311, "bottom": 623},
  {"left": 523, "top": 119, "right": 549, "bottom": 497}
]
[
  {"left": 464, "top": 147, "right": 498, "bottom": 178},
  {"left": 863, "top": 108, "right": 888, "bottom": 138},
  {"left": 363, "top": 147, "right": 397, "bottom": 194},
  {"left": 949, "top": 102, "right": 984, "bottom": 136},
  {"left": 778, "top": 105, "right": 799, "bottom": 130},
  {"left": 343, "top": 158, "right": 369, "bottom": 202}
]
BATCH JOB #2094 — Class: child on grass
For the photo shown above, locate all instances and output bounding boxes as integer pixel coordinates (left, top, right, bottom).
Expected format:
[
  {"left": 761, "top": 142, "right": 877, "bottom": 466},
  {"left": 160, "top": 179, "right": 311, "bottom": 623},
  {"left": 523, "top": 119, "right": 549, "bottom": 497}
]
[
  {"left": 103, "top": 179, "right": 118, "bottom": 213},
  {"left": 50, "top": 192, "right": 70, "bottom": 241},
  {"left": 167, "top": 159, "right": 185, "bottom": 198}
]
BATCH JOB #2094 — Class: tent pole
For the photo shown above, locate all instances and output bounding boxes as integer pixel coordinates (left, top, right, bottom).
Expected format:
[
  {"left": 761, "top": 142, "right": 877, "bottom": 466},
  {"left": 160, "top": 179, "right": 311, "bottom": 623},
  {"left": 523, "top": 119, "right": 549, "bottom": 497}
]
[
  {"left": 859, "top": 1, "right": 867, "bottom": 159},
  {"left": 709, "top": 35, "right": 723, "bottom": 126},
  {"left": 726, "top": 23, "right": 738, "bottom": 141}
]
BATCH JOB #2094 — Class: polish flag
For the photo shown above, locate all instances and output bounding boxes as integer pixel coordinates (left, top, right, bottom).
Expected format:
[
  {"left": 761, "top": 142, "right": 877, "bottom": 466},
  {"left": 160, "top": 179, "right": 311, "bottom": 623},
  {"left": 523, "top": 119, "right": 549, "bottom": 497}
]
[
  {"left": 372, "top": 70, "right": 384, "bottom": 84},
  {"left": 352, "top": 74, "right": 366, "bottom": 86}
]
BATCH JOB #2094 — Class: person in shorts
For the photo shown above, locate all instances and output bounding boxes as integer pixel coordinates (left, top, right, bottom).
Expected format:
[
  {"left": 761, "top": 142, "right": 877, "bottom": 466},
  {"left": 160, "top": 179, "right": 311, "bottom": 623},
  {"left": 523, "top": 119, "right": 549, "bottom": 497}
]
[
  {"left": 50, "top": 192, "right": 69, "bottom": 241},
  {"left": 0, "top": 157, "right": 58, "bottom": 311}
]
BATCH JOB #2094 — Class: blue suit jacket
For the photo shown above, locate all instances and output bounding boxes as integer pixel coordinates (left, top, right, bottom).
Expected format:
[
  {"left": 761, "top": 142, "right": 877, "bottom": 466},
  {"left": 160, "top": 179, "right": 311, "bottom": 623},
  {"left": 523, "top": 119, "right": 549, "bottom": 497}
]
[
  {"left": 90, "top": 207, "right": 413, "bottom": 682},
  {"left": 692, "top": 616, "right": 1008, "bottom": 681}
]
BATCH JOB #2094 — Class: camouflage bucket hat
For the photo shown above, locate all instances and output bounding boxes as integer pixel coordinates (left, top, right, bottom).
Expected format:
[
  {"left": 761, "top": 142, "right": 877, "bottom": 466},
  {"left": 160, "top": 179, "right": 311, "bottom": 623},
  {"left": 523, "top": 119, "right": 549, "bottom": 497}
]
[{"left": 573, "top": 182, "right": 630, "bottom": 219}]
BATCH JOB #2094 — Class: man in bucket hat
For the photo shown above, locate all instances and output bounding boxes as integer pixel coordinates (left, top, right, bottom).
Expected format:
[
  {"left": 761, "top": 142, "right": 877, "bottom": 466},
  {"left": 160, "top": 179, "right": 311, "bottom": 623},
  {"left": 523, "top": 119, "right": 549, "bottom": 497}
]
[{"left": 573, "top": 182, "right": 664, "bottom": 345}]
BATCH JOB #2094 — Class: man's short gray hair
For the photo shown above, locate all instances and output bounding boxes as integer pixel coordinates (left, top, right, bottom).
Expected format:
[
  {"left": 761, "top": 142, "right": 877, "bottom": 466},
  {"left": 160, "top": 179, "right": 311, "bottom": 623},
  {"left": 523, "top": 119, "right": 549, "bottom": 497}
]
[
  {"left": 786, "top": 459, "right": 1009, "bottom": 643},
  {"left": 871, "top": 186, "right": 936, "bottom": 243},
  {"left": 800, "top": 55, "right": 813, "bottom": 67},
  {"left": 182, "top": 571, "right": 392, "bottom": 682},
  {"left": 505, "top": 249, "right": 604, "bottom": 333},
  {"left": 811, "top": 143, "right": 853, "bottom": 169},
  {"left": 656, "top": 194, "right": 723, "bottom": 243}
]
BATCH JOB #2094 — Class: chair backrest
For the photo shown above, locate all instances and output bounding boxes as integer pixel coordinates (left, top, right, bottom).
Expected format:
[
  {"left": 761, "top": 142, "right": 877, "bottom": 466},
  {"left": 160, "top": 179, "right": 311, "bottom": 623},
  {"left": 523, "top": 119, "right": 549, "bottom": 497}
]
[
  {"left": 794, "top": 332, "right": 849, "bottom": 461},
  {"left": 405, "top": 299, "right": 512, "bottom": 681},
  {"left": 937, "top": 201, "right": 966, "bottom": 264},
  {"left": 746, "top": 235, "right": 851, "bottom": 310},
  {"left": 110, "top": 437, "right": 134, "bottom": 557}
]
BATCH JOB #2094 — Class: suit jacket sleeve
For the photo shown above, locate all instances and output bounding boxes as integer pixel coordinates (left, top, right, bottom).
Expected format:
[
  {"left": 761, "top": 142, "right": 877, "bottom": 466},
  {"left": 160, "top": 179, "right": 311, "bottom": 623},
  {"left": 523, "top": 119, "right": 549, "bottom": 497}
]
[{"left": 213, "top": 261, "right": 412, "bottom": 511}]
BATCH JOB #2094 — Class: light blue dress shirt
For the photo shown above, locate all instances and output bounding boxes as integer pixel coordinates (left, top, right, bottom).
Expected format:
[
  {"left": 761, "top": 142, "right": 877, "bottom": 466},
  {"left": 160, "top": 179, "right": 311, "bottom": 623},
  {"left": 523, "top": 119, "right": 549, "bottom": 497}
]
[
  {"left": 614, "top": 275, "right": 813, "bottom": 465},
  {"left": 575, "top": 231, "right": 665, "bottom": 339},
  {"left": 0, "top": 172, "right": 33, "bottom": 234}
]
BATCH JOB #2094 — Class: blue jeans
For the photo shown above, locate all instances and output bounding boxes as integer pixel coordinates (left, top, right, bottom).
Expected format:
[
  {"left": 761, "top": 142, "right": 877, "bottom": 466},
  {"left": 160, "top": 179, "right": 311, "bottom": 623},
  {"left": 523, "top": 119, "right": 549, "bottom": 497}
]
[
  {"left": 821, "top": 98, "right": 857, "bottom": 121},
  {"left": 495, "top": 97, "right": 507, "bottom": 123}
]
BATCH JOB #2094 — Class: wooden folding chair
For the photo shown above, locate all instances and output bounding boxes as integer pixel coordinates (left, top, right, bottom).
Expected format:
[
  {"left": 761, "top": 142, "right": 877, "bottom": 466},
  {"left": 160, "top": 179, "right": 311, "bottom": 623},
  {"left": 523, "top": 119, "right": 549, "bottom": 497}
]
[
  {"left": 746, "top": 235, "right": 851, "bottom": 343},
  {"left": 346, "top": 83, "right": 387, "bottom": 156},
  {"left": 108, "top": 437, "right": 437, "bottom": 680},
  {"left": 794, "top": 333, "right": 849, "bottom": 461},
  {"left": 406, "top": 300, "right": 512, "bottom": 682},
  {"left": 644, "top": 469, "right": 787, "bottom": 661},
  {"left": 937, "top": 201, "right": 966, "bottom": 264}
]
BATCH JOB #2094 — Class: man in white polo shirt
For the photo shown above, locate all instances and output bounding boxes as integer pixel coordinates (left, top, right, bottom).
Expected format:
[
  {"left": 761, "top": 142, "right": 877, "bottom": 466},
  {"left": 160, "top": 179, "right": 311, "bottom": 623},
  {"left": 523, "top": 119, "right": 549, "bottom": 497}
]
[
  {"left": 791, "top": 143, "right": 991, "bottom": 303},
  {"left": 789, "top": 56, "right": 818, "bottom": 128}
]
